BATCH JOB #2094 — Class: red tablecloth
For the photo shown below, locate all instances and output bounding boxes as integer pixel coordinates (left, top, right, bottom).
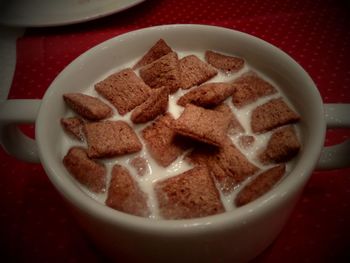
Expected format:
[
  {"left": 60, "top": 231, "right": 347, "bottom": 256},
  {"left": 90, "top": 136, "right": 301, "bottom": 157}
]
[{"left": 1, "top": 0, "right": 350, "bottom": 262}]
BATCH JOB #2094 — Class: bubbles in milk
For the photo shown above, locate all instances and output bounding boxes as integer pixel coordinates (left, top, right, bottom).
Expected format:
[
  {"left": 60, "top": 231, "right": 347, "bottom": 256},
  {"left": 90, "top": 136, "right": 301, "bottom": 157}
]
[{"left": 60, "top": 51, "right": 301, "bottom": 219}]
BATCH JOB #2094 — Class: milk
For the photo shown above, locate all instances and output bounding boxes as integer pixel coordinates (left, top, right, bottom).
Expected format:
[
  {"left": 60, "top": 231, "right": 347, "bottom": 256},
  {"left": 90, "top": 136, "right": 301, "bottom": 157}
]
[{"left": 60, "top": 51, "right": 301, "bottom": 219}]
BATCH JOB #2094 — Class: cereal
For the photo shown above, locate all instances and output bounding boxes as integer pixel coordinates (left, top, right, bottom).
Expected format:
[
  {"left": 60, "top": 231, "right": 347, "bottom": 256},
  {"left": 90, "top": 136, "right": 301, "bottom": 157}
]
[
  {"left": 131, "top": 87, "right": 169, "bottom": 124},
  {"left": 179, "top": 55, "right": 217, "bottom": 89},
  {"left": 205, "top": 50, "right": 244, "bottom": 72},
  {"left": 95, "top": 68, "right": 151, "bottom": 115},
  {"left": 155, "top": 166, "right": 225, "bottom": 219},
  {"left": 84, "top": 121, "right": 142, "bottom": 158},
  {"left": 251, "top": 98, "right": 300, "bottom": 133},
  {"left": 139, "top": 52, "right": 181, "bottom": 94},
  {"left": 177, "top": 82, "right": 234, "bottom": 107},
  {"left": 63, "top": 93, "right": 112, "bottom": 120},
  {"left": 187, "top": 140, "right": 259, "bottom": 193},
  {"left": 61, "top": 40, "right": 302, "bottom": 219},
  {"left": 106, "top": 165, "right": 150, "bottom": 217},
  {"left": 231, "top": 71, "right": 277, "bottom": 108},
  {"left": 61, "top": 117, "right": 85, "bottom": 141},
  {"left": 235, "top": 165, "right": 285, "bottom": 207},
  {"left": 259, "top": 126, "right": 301, "bottom": 164},
  {"left": 133, "top": 39, "right": 173, "bottom": 69},
  {"left": 63, "top": 147, "right": 106, "bottom": 193},
  {"left": 142, "top": 113, "right": 189, "bottom": 167}
]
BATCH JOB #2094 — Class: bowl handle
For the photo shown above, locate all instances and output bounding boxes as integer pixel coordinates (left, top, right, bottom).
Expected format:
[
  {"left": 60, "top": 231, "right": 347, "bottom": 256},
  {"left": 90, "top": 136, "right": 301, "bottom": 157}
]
[
  {"left": 0, "top": 99, "right": 41, "bottom": 163},
  {"left": 316, "top": 104, "right": 350, "bottom": 170}
]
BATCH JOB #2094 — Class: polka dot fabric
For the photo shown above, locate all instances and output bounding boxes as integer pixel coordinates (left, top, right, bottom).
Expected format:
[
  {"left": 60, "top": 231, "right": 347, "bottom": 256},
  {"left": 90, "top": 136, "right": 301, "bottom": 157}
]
[{"left": 1, "top": 0, "right": 350, "bottom": 262}]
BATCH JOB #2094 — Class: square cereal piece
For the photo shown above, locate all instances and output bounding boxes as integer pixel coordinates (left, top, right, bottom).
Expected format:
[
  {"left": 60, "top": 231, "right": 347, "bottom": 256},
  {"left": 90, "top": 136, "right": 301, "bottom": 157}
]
[
  {"left": 231, "top": 71, "right": 277, "bottom": 108},
  {"left": 63, "top": 93, "right": 112, "bottom": 120},
  {"left": 84, "top": 120, "right": 142, "bottom": 158},
  {"left": 133, "top": 39, "right": 173, "bottom": 69},
  {"left": 155, "top": 166, "right": 225, "bottom": 219},
  {"left": 131, "top": 87, "right": 169, "bottom": 124},
  {"left": 187, "top": 140, "right": 259, "bottom": 193},
  {"left": 139, "top": 52, "right": 181, "bottom": 94},
  {"left": 173, "top": 104, "right": 230, "bottom": 147},
  {"left": 129, "top": 156, "right": 149, "bottom": 177},
  {"left": 238, "top": 135, "right": 255, "bottom": 149},
  {"left": 205, "top": 50, "right": 245, "bottom": 72},
  {"left": 63, "top": 147, "right": 106, "bottom": 193},
  {"left": 214, "top": 103, "right": 244, "bottom": 135},
  {"left": 259, "top": 126, "right": 301, "bottom": 164},
  {"left": 142, "top": 113, "right": 188, "bottom": 167},
  {"left": 180, "top": 55, "right": 217, "bottom": 89},
  {"left": 95, "top": 68, "right": 151, "bottom": 115},
  {"left": 106, "top": 165, "right": 150, "bottom": 217},
  {"left": 235, "top": 165, "right": 285, "bottom": 207},
  {"left": 251, "top": 98, "right": 300, "bottom": 133},
  {"left": 177, "top": 82, "right": 234, "bottom": 107},
  {"left": 61, "top": 116, "right": 85, "bottom": 141}
]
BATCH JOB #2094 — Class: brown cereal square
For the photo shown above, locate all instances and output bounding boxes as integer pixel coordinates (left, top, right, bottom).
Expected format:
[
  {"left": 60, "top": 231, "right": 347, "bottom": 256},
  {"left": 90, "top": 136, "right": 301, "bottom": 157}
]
[
  {"left": 214, "top": 103, "right": 244, "bottom": 135},
  {"left": 180, "top": 55, "right": 217, "bottom": 89},
  {"left": 231, "top": 71, "right": 277, "bottom": 108},
  {"left": 61, "top": 117, "right": 85, "bottom": 141},
  {"left": 235, "top": 165, "right": 285, "bottom": 207},
  {"left": 131, "top": 87, "right": 169, "bottom": 124},
  {"left": 139, "top": 52, "right": 181, "bottom": 94},
  {"left": 239, "top": 135, "right": 255, "bottom": 149},
  {"left": 129, "top": 156, "right": 149, "bottom": 177},
  {"left": 187, "top": 140, "right": 259, "bottom": 193},
  {"left": 133, "top": 39, "right": 173, "bottom": 69},
  {"left": 173, "top": 104, "right": 230, "bottom": 147},
  {"left": 177, "top": 82, "right": 234, "bottom": 107},
  {"left": 106, "top": 165, "right": 150, "bottom": 217},
  {"left": 84, "top": 121, "right": 142, "bottom": 158},
  {"left": 259, "top": 126, "right": 301, "bottom": 164},
  {"left": 95, "top": 68, "right": 151, "bottom": 115},
  {"left": 205, "top": 50, "right": 245, "bottom": 72},
  {"left": 251, "top": 98, "right": 300, "bottom": 133},
  {"left": 63, "top": 147, "right": 106, "bottom": 193},
  {"left": 155, "top": 166, "right": 225, "bottom": 219},
  {"left": 63, "top": 93, "right": 112, "bottom": 120},
  {"left": 142, "top": 113, "right": 188, "bottom": 167}
]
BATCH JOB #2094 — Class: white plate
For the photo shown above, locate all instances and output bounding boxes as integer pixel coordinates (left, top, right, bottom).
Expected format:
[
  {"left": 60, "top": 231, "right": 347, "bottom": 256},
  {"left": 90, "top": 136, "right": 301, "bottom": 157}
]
[{"left": 0, "top": 0, "right": 145, "bottom": 27}]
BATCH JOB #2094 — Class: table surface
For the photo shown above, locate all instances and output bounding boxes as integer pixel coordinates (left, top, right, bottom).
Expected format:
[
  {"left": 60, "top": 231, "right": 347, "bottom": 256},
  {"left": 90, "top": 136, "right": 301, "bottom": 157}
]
[{"left": 1, "top": 0, "right": 350, "bottom": 262}]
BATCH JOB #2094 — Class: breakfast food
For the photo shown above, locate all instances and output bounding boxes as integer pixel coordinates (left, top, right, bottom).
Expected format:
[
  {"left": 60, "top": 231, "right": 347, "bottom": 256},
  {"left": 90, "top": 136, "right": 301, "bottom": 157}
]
[
  {"left": 63, "top": 147, "right": 106, "bottom": 193},
  {"left": 251, "top": 98, "right": 300, "bottom": 133},
  {"left": 139, "top": 52, "right": 181, "bottom": 93},
  {"left": 142, "top": 113, "right": 188, "bottom": 167},
  {"left": 84, "top": 121, "right": 142, "bottom": 158},
  {"left": 106, "top": 165, "right": 150, "bottom": 217},
  {"left": 173, "top": 104, "right": 231, "bottom": 147},
  {"left": 155, "top": 166, "right": 225, "bottom": 219},
  {"left": 95, "top": 68, "right": 151, "bottom": 115},
  {"left": 235, "top": 165, "right": 285, "bottom": 207},
  {"left": 61, "top": 117, "right": 85, "bottom": 141},
  {"left": 133, "top": 39, "right": 173, "bottom": 69},
  {"left": 63, "top": 93, "right": 112, "bottom": 120},
  {"left": 187, "top": 141, "right": 259, "bottom": 193},
  {"left": 131, "top": 87, "right": 169, "bottom": 124},
  {"left": 231, "top": 71, "right": 277, "bottom": 108},
  {"left": 205, "top": 50, "right": 245, "bottom": 72},
  {"left": 177, "top": 82, "right": 234, "bottom": 107},
  {"left": 61, "top": 39, "right": 302, "bottom": 220},
  {"left": 259, "top": 126, "right": 301, "bottom": 164},
  {"left": 179, "top": 55, "right": 217, "bottom": 89}
]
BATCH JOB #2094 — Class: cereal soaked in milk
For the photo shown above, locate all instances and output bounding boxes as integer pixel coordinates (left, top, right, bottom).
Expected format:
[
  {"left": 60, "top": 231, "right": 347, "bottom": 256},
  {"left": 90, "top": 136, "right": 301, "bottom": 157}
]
[{"left": 60, "top": 50, "right": 301, "bottom": 219}]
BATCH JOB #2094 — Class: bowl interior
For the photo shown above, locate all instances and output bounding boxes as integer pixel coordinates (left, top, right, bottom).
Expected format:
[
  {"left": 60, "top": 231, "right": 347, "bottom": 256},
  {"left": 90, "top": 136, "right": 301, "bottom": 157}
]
[{"left": 36, "top": 24, "right": 325, "bottom": 231}]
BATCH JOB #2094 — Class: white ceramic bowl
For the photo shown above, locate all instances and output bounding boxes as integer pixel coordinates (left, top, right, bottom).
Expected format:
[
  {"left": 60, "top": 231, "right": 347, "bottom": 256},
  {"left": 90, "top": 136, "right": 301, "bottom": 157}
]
[{"left": 1, "top": 24, "right": 349, "bottom": 262}]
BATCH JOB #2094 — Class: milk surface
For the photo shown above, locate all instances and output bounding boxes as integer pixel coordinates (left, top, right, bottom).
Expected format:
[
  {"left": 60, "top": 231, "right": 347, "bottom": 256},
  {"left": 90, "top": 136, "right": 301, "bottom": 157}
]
[{"left": 60, "top": 51, "right": 301, "bottom": 219}]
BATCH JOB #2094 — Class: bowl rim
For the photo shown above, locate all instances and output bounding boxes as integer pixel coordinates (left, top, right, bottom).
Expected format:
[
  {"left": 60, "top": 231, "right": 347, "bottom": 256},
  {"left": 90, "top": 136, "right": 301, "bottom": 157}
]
[{"left": 36, "top": 24, "right": 326, "bottom": 234}]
